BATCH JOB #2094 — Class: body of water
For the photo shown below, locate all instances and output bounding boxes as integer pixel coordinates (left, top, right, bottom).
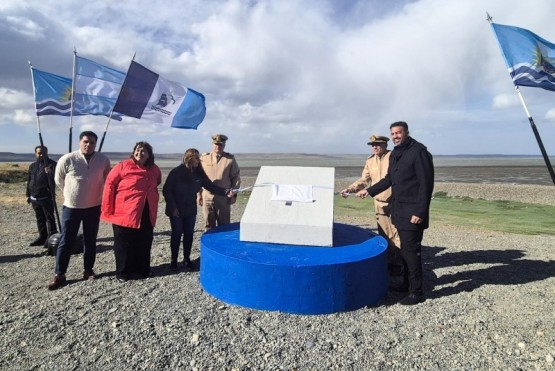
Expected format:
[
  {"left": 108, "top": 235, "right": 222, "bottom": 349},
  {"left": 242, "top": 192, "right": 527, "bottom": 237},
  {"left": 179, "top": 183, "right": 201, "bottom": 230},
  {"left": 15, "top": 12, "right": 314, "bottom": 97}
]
[{"left": 2, "top": 153, "right": 553, "bottom": 185}]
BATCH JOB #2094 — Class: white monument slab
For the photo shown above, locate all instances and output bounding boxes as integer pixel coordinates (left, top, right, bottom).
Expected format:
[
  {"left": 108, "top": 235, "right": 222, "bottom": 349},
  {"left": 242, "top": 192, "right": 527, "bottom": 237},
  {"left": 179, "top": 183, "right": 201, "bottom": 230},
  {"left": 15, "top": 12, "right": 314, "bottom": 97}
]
[{"left": 240, "top": 166, "right": 335, "bottom": 246}]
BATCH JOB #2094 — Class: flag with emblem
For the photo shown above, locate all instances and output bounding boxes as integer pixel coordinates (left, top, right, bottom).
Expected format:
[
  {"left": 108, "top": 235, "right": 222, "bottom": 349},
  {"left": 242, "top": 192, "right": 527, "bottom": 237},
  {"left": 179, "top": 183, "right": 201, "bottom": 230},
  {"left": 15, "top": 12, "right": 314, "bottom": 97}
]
[
  {"left": 113, "top": 61, "right": 206, "bottom": 129},
  {"left": 491, "top": 23, "right": 555, "bottom": 92},
  {"left": 74, "top": 55, "right": 125, "bottom": 119},
  {"left": 31, "top": 68, "right": 77, "bottom": 116}
]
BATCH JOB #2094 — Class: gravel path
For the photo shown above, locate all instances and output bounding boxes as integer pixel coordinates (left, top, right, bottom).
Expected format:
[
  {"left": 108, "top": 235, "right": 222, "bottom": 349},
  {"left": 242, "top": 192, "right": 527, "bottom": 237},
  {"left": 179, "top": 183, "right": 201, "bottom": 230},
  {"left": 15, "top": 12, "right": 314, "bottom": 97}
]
[{"left": 0, "top": 181, "right": 554, "bottom": 370}]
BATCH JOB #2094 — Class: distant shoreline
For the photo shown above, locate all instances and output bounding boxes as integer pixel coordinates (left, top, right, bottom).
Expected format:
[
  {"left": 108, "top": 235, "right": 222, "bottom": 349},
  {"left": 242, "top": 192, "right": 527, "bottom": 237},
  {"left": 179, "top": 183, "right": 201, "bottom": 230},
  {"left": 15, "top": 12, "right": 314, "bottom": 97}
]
[{"left": 2, "top": 154, "right": 554, "bottom": 185}]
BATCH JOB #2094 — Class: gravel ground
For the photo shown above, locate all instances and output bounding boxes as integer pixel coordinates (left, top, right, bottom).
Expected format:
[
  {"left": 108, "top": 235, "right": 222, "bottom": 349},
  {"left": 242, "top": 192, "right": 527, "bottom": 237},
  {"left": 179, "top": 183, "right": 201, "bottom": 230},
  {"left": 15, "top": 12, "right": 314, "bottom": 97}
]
[{"left": 0, "top": 180, "right": 554, "bottom": 370}]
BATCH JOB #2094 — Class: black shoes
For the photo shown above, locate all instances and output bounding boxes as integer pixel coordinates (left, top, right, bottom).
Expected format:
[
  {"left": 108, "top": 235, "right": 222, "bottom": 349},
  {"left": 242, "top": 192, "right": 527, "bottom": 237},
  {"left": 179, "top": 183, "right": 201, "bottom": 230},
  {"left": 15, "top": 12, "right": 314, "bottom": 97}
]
[
  {"left": 170, "top": 261, "right": 178, "bottom": 272},
  {"left": 400, "top": 293, "right": 425, "bottom": 306},
  {"left": 388, "top": 282, "right": 409, "bottom": 293},
  {"left": 83, "top": 270, "right": 96, "bottom": 280},
  {"left": 30, "top": 238, "right": 46, "bottom": 247},
  {"left": 116, "top": 274, "right": 128, "bottom": 282},
  {"left": 48, "top": 274, "right": 66, "bottom": 290},
  {"left": 183, "top": 259, "right": 195, "bottom": 270}
]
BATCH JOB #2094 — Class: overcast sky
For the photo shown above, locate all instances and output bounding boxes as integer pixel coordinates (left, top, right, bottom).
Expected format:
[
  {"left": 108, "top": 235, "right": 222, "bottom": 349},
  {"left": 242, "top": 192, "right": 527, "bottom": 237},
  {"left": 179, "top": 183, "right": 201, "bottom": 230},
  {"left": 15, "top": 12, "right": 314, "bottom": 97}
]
[{"left": 1, "top": 0, "right": 555, "bottom": 155}]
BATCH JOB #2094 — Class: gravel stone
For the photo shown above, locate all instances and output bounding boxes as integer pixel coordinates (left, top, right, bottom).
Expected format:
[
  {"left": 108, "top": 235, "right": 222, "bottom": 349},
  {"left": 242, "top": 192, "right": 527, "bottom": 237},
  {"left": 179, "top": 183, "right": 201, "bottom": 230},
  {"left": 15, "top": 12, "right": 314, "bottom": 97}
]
[{"left": 0, "top": 180, "right": 554, "bottom": 370}]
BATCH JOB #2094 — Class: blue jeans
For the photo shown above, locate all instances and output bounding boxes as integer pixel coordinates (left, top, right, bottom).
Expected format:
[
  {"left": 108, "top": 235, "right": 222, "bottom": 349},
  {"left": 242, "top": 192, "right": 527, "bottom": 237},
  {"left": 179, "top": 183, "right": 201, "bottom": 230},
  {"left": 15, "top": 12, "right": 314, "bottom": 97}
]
[
  {"left": 169, "top": 215, "right": 196, "bottom": 263},
  {"left": 55, "top": 206, "right": 101, "bottom": 275}
]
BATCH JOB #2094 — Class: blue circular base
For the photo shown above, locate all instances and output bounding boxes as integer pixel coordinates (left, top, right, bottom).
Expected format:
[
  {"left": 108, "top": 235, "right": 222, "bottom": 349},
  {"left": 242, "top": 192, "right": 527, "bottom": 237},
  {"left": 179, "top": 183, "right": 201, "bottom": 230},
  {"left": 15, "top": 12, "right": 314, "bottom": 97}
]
[{"left": 200, "top": 223, "right": 387, "bottom": 315}]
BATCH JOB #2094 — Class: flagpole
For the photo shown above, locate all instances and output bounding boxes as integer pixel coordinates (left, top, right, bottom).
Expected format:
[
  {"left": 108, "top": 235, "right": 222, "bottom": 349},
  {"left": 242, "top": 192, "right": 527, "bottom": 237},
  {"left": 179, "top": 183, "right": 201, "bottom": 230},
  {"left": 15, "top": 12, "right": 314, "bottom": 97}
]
[
  {"left": 28, "top": 61, "right": 61, "bottom": 231},
  {"left": 487, "top": 12, "right": 555, "bottom": 186},
  {"left": 98, "top": 113, "right": 113, "bottom": 153},
  {"left": 69, "top": 48, "right": 77, "bottom": 153},
  {"left": 514, "top": 86, "right": 555, "bottom": 185},
  {"left": 99, "top": 52, "right": 136, "bottom": 152}
]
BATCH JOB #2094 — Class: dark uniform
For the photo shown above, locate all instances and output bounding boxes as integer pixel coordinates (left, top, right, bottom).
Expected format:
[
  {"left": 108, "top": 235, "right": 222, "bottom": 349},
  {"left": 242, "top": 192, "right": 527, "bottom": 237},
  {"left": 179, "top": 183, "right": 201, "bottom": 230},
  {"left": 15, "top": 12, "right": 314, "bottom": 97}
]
[
  {"left": 367, "top": 135, "right": 434, "bottom": 299},
  {"left": 26, "top": 157, "right": 58, "bottom": 246}
]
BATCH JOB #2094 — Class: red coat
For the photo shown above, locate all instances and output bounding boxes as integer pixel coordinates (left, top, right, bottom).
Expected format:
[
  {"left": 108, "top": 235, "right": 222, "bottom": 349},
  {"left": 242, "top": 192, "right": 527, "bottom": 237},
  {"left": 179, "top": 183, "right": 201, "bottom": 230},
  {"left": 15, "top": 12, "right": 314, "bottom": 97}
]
[{"left": 101, "top": 159, "right": 161, "bottom": 229}]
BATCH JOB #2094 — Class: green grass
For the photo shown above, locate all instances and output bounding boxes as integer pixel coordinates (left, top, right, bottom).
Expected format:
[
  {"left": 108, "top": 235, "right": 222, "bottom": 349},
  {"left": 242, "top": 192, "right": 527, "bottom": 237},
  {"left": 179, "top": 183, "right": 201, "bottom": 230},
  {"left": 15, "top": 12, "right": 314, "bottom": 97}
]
[
  {"left": 0, "top": 163, "right": 28, "bottom": 183},
  {"left": 332, "top": 192, "right": 554, "bottom": 236}
]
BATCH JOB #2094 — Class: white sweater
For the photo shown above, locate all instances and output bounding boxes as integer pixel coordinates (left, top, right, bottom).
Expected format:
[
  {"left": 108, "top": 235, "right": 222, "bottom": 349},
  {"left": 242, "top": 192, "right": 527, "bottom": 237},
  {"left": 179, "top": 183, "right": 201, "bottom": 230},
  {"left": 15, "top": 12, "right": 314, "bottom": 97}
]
[{"left": 55, "top": 150, "right": 111, "bottom": 209}]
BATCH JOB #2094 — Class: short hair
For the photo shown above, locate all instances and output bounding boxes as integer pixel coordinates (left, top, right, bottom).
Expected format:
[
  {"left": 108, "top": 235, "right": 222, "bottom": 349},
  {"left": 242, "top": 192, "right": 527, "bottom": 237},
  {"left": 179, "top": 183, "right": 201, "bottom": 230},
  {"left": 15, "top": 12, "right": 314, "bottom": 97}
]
[
  {"left": 130, "top": 141, "right": 155, "bottom": 168},
  {"left": 34, "top": 145, "right": 48, "bottom": 153},
  {"left": 79, "top": 131, "right": 98, "bottom": 141},
  {"left": 390, "top": 121, "right": 409, "bottom": 134},
  {"left": 182, "top": 148, "right": 200, "bottom": 166}
]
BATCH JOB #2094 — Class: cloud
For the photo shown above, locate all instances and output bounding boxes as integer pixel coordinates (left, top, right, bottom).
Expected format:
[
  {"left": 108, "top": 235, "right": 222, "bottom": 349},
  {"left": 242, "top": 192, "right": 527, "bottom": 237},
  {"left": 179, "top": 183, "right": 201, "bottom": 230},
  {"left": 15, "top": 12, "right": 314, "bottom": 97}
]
[{"left": 1, "top": 0, "right": 555, "bottom": 155}]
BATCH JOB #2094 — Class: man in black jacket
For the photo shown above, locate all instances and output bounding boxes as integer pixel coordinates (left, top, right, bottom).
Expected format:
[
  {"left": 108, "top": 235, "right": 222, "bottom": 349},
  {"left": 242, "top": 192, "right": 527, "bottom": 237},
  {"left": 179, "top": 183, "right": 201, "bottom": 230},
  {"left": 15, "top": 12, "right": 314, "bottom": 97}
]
[
  {"left": 26, "top": 145, "right": 58, "bottom": 246},
  {"left": 357, "top": 121, "right": 434, "bottom": 305}
]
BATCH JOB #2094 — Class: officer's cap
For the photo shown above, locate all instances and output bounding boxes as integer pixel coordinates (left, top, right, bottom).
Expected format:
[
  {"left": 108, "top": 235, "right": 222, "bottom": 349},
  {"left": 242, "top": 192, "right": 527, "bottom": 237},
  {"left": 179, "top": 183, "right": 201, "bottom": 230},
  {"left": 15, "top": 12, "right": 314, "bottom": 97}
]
[
  {"left": 212, "top": 134, "right": 228, "bottom": 144},
  {"left": 367, "top": 135, "right": 389, "bottom": 145}
]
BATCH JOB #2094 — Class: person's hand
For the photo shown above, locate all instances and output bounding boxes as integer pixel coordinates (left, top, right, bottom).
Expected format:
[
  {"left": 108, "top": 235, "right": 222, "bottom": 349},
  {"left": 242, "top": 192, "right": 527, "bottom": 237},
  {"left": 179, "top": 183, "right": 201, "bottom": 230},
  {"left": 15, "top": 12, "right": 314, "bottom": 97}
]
[
  {"left": 339, "top": 189, "right": 351, "bottom": 198},
  {"left": 356, "top": 190, "right": 369, "bottom": 199},
  {"left": 197, "top": 194, "right": 203, "bottom": 206},
  {"left": 410, "top": 215, "right": 423, "bottom": 225}
]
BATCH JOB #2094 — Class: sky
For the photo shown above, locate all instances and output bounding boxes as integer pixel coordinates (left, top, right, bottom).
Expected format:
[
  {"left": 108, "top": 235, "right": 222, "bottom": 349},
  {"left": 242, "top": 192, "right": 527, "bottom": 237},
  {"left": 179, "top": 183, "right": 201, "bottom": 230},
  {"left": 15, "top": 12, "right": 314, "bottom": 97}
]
[{"left": 1, "top": 0, "right": 555, "bottom": 156}]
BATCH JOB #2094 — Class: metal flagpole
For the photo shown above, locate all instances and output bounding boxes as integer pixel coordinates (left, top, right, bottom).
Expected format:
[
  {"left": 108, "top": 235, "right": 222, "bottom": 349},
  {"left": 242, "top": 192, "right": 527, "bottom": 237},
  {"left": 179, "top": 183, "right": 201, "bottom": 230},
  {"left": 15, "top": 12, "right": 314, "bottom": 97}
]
[
  {"left": 28, "top": 62, "right": 61, "bottom": 231},
  {"left": 513, "top": 86, "right": 555, "bottom": 185},
  {"left": 98, "top": 52, "right": 136, "bottom": 152},
  {"left": 487, "top": 12, "right": 555, "bottom": 186},
  {"left": 98, "top": 113, "right": 114, "bottom": 153},
  {"left": 69, "top": 47, "right": 78, "bottom": 153}
]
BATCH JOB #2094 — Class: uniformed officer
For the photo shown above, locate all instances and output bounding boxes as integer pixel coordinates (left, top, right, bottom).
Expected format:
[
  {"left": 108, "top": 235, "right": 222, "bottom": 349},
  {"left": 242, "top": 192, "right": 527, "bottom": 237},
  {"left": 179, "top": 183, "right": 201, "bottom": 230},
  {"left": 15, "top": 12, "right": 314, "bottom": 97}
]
[
  {"left": 197, "top": 134, "right": 241, "bottom": 230},
  {"left": 340, "top": 134, "right": 404, "bottom": 288}
]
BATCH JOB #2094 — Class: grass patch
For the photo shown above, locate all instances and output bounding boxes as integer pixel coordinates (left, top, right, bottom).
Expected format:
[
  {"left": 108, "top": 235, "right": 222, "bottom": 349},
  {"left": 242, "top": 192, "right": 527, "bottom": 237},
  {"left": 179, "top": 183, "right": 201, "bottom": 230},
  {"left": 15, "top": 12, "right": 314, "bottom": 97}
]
[
  {"left": 0, "top": 163, "right": 28, "bottom": 183},
  {"left": 332, "top": 193, "right": 554, "bottom": 235}
]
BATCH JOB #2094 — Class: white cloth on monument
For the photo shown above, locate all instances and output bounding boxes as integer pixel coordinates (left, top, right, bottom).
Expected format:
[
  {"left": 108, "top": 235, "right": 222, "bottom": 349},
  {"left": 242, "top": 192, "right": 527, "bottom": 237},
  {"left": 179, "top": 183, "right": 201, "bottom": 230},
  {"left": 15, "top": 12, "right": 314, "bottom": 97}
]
[{"left": 271, "top": 184, "right": 313, "bottom": 203}]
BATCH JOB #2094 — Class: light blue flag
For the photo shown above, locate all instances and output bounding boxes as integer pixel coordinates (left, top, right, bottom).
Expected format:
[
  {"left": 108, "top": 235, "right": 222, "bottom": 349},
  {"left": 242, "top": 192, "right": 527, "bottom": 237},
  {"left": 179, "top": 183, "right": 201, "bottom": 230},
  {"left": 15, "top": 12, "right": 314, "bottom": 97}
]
[
  {"left": 74, "top": 56, "right": 126, "bottom": 119},
  {"left": 492, "top": 23, "right": 555, "bottom": 91},
  {"left": 113, "top": 61, "right": 206, "bottom": 129},
  {"left": 32, "top": 68, "right": 81, "bottom": 116}
]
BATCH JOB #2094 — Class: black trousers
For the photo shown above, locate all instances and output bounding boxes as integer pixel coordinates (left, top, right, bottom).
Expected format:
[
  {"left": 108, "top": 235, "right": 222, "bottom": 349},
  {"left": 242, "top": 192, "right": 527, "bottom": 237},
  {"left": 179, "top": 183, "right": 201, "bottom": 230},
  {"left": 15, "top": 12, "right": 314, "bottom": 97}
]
[
  {"left": 31, "top": 198, "right": 58, "bottom": 241},
  {"left": 112, "top": 203, "right": 153, "bottom": 277},
  {"left": 397, "top": 228, "right": 424, "bottom": 296}
]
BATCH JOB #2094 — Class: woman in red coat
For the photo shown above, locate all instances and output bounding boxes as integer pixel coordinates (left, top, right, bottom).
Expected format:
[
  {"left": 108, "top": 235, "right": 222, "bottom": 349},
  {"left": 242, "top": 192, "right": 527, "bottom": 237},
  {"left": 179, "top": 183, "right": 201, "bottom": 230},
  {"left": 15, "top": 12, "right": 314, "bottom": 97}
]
[{"left": 101, "top": 142, "right": 161, "bottom": 281}]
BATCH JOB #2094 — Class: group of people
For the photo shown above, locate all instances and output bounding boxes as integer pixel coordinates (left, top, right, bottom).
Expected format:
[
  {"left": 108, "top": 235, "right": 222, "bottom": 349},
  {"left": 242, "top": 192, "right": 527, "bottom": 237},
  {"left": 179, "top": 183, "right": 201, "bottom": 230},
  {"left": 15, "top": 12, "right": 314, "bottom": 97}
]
[
  {"left": 29, "top": 122, "right": 434, "bottom": 306},
  {"left": 341, "top": 121, "right": 434, "bottom": 305},
  {"left": 26, "top": 131, "right": 239, "bottom": 290},
  {"left": 340, "top": 121, "right": 434, "bottom": 305}
]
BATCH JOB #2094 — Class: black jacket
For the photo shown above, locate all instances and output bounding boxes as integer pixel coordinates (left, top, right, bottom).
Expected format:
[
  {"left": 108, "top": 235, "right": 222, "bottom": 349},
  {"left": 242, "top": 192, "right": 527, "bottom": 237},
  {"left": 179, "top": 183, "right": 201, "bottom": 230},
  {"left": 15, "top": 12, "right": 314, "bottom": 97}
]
[
  {"left": 26, "top": 158, "right": 57, "bottom": 200},
  {"left": 367, "top": 136, "right": 434, "bottom": 230},
  {"left": 162, "top": 164, "right": 227, "bottom": 218}
]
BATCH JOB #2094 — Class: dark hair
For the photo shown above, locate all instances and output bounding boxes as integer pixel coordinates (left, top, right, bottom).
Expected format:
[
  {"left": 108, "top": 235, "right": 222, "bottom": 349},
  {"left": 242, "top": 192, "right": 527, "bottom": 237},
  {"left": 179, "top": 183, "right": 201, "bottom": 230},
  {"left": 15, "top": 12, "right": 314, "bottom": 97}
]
[
  {"left": 390, "top": 121, "right": 409, "bottom": 134},
  {"left": 79, "top": 131, "right": 98, "bottom": 141},
  {"left": 130, "top": 141, "right": 155, "bottom": 168},
  {"left": 34, "top": 145, "right": 48, "bottom": 153}
]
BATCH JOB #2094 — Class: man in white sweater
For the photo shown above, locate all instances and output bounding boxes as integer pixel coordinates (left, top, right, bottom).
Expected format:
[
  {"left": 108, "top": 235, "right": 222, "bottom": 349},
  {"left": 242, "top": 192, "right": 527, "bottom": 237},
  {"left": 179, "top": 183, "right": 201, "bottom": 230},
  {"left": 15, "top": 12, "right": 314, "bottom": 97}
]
[{"left": 48, "top": 131, "right": 111, "bottom": 290}]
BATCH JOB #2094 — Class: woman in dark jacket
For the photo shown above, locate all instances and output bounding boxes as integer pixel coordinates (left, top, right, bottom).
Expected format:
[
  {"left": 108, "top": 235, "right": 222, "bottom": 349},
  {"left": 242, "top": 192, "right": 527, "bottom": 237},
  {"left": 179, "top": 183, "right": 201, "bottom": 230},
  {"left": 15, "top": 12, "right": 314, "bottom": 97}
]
[{"left": 163, "top": 148, "right": 232, "bottom": 271}]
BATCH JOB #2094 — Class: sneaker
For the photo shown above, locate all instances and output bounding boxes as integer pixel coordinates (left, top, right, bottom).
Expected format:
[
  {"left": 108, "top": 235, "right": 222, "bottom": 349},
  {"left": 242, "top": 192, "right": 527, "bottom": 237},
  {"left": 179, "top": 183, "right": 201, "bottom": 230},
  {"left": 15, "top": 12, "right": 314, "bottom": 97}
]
[
  {"left": 400, "top": 293, "right": 425, "bottom": 306},
  {"left": 116, "top": 274, "right": 128, "bottom": 282},
  {"left": 48, "top": 274, "right": 66, "bottom": 290},
  {"left": 83, "top": 269, "right": 96, "bottom": 280}
]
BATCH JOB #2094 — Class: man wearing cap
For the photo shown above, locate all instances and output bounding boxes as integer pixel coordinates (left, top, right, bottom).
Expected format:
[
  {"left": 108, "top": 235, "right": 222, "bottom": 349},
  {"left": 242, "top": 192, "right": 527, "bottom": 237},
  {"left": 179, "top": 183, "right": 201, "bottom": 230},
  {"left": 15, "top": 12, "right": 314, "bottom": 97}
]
[
  {"left": 198, "top": 134, "right": 241, "bottom": 230},
  {"left": 340, "top": 135, "right": 404, "bottom": 289}
]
